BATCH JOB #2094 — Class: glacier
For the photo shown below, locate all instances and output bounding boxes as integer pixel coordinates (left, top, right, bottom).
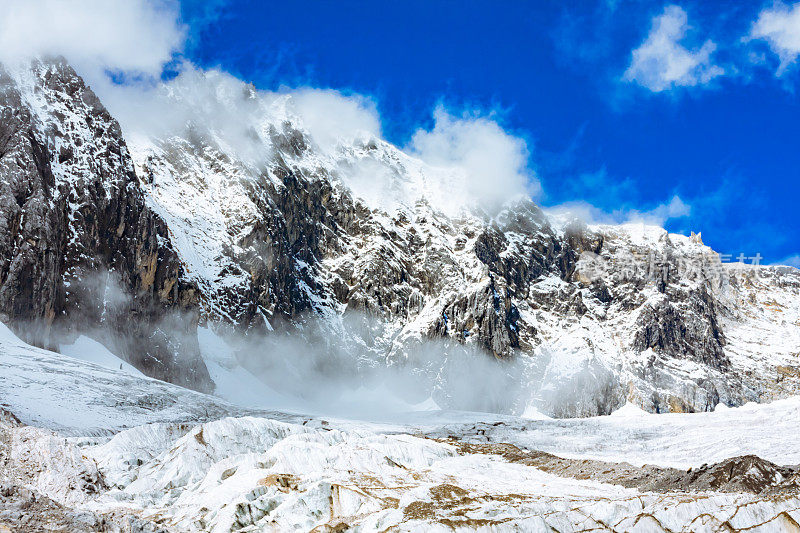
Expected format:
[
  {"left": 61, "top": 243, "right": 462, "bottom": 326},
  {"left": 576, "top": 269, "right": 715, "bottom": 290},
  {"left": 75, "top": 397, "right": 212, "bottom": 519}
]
[{"left": 3, "top": 322, "right": 800, "bottom": 531}]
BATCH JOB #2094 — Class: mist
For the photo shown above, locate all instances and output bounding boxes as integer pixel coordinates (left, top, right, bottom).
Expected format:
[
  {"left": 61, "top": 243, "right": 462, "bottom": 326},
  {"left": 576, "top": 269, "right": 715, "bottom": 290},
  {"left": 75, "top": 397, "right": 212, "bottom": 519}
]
[
  {"left": 197, "top": 312, "right": 528, "bottom": 419},
  {"left": 185, "top": 308, "right": 625, "bottom": 421},
  {"left": 28, "top": 269, "right": 535, "bottom": 419},
  {"left": 33, "top": 268, "right": 623, "bottom": 420}
]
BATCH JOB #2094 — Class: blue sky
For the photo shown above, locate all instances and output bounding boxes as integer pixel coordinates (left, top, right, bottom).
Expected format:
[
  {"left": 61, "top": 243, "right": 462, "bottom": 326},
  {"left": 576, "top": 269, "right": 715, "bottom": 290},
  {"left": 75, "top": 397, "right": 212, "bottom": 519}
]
[
  {"left": 175, "top": 0, "right": 800, "bottom": 264},
  {"left": 5, "top": 0, "right": 793, "bottom": 262}
]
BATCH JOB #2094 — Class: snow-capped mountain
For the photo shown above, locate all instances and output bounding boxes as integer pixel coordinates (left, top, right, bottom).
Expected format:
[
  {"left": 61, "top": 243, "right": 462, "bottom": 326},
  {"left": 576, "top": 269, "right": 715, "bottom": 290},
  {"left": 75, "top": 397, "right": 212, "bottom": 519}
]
[
  {"left": 4, "top": 55, "right": 800, "bottom": 533},
  {"left": 1, "top": 57, "right": 799, "bottom": 418}
]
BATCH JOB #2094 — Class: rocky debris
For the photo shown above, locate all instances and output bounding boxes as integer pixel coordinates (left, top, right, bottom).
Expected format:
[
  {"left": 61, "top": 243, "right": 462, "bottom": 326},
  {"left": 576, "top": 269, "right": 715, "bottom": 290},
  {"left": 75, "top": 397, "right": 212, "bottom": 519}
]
[
  {"left": 0, "top": 58, "right": 211, "bottom": 391},
  {"left": 682, "top": 455, "right": 800, "bottom": 494},
  {"left": 0, "top": 409, "right": 170, "bottom": 533},
  {"left": 0, "top": 409, "right": 21, "bottom": 429},
  {"left": 0, "top": 485, "right": 171, "bottom": 533},
  {"left": 453, "top": 441, "right": 800, "bottom": 495}
]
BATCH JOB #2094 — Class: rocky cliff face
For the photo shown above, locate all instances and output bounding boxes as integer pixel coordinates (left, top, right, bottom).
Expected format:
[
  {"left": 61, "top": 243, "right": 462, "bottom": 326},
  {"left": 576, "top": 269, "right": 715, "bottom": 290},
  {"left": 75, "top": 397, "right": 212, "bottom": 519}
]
[
  {"left": 129, "top": 80, "right": 800, "bottom": 416},
  {"left": 0, "top": 58, "right": 211, "bottom": 391},
  {"left": 2, "top": 59, "right": 798, "bottom": 415}
]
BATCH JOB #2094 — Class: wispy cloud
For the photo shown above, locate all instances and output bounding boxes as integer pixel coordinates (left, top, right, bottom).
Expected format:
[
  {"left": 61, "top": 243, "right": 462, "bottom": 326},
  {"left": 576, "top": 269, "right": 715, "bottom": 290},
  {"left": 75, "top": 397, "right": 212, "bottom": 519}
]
[
  {"left": 180, "top": 0, "right": 231, "bottom": 51},
  {"left": 623, "top": 5, "right": 724, "bottom": 92},
  {"left": 772, "top": 254, "right": 800, "bottom": 268},
  {"left": 546, "top": 194, "right": 691, "bottom": 227}
]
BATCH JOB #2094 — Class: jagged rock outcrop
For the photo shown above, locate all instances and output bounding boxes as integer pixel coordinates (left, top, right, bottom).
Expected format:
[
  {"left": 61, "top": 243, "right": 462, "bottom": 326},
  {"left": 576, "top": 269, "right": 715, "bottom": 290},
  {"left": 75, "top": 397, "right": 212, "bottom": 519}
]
[
  {"left": 632, "top": 288, "right": 727, "bottom": 370},
  {"left": 3, "top": 58, "right": 799, "bottom": 415},
  {"left": 128, "top": 82, "right": 800, "bottom": 415},
  {"left": 0, "top": 58, "right": 211, "bottom": 391}
]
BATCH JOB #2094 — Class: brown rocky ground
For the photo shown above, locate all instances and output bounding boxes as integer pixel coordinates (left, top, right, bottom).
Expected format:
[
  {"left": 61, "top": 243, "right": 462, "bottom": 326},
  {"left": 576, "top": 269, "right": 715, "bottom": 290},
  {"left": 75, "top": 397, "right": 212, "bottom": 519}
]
[{"left": 448, "top": 439, "right": 800, "bottom": 495}]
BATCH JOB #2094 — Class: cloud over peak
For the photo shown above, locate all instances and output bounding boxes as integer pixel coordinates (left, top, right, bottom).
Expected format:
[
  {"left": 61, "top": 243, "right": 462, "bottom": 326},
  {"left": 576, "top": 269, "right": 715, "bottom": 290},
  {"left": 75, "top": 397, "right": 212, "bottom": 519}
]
[
  {"left": 546, "top": 194, "right": 691, "bottom": 228},
  {"left": 407, "top": 107, "right": 540, "bottom": 211},
  {"left": 0, "top": 0, "right": 184, "bottom": 79}
]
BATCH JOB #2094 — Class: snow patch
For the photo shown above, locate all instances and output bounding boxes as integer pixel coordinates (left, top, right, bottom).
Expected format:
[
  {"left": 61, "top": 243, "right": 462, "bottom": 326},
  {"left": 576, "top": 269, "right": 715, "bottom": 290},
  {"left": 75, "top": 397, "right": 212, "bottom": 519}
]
[{"left": 59, "top": 336, "right": 144, "bottom": 377}]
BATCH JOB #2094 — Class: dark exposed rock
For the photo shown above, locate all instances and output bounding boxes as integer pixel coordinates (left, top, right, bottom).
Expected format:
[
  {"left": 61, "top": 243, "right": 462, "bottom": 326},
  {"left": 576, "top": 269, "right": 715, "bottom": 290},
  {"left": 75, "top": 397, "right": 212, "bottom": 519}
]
[
  {"left": 431, "top": 278, "right": 521, "bottom": 357},
  {"left": 0, "top": 58, "right": 211, "bottom": 391},
  {"left": 632, "top": 287, "right": 728, "bottom": 371}
]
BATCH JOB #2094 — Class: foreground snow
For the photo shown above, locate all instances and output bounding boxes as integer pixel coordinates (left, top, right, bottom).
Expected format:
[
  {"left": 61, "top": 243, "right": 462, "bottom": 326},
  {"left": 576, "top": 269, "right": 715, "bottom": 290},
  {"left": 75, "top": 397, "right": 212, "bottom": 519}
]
[
  {"left": 3, "top": 326, "right": 800, "bottom": 530},
  {"left": 408, "top": 396, "right": 800, "bottom": 470},
  {"left": 6, "top": 412, "right": 800, "bottom": 531},
  {"left": 4, "top": 321, "right": 799, "bottom": 470}
]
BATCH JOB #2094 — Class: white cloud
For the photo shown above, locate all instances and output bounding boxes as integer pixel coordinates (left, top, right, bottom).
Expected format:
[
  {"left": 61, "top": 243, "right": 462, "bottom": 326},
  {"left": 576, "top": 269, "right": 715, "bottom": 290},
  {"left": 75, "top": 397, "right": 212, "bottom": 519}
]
[
  {"left": 546, "top": 195, "right": 691, "bottom": 227},
  {"left": 628, "top": 194, "right": 691, "bottom": 224},
  {"left": 99, "top": 65, "right": 275, "bottom": 163},
  {"left": 623, "top": 5, "right": 723, "bottom": 92},
  {"left": 0, "top": 0, "right": 184, "bottom": 79},
  {"left": 0, "top": 0, "right": 686, "bottom": 228},
  {"left": 749, "top": 2, "right": 800, "bottom": 75},
  {"left": 406, "top": 107, "right": 540, "bottom": 212},
  {"left": 288, "top": 89, "right": 382, "bottom": 152}
]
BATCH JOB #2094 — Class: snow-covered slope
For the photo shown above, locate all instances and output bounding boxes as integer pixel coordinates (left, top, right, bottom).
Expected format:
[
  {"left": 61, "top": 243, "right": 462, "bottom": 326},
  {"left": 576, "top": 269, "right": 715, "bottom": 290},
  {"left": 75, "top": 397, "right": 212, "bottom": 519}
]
[
  {"left": 3, "top": 328, "right": 800, "bottom": 531},
  {"left": 0, "top": 322, "right": 260, "bottom": 434},
  {"left": 59, "top": 335, "right": 145, "bottom": 376}
]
